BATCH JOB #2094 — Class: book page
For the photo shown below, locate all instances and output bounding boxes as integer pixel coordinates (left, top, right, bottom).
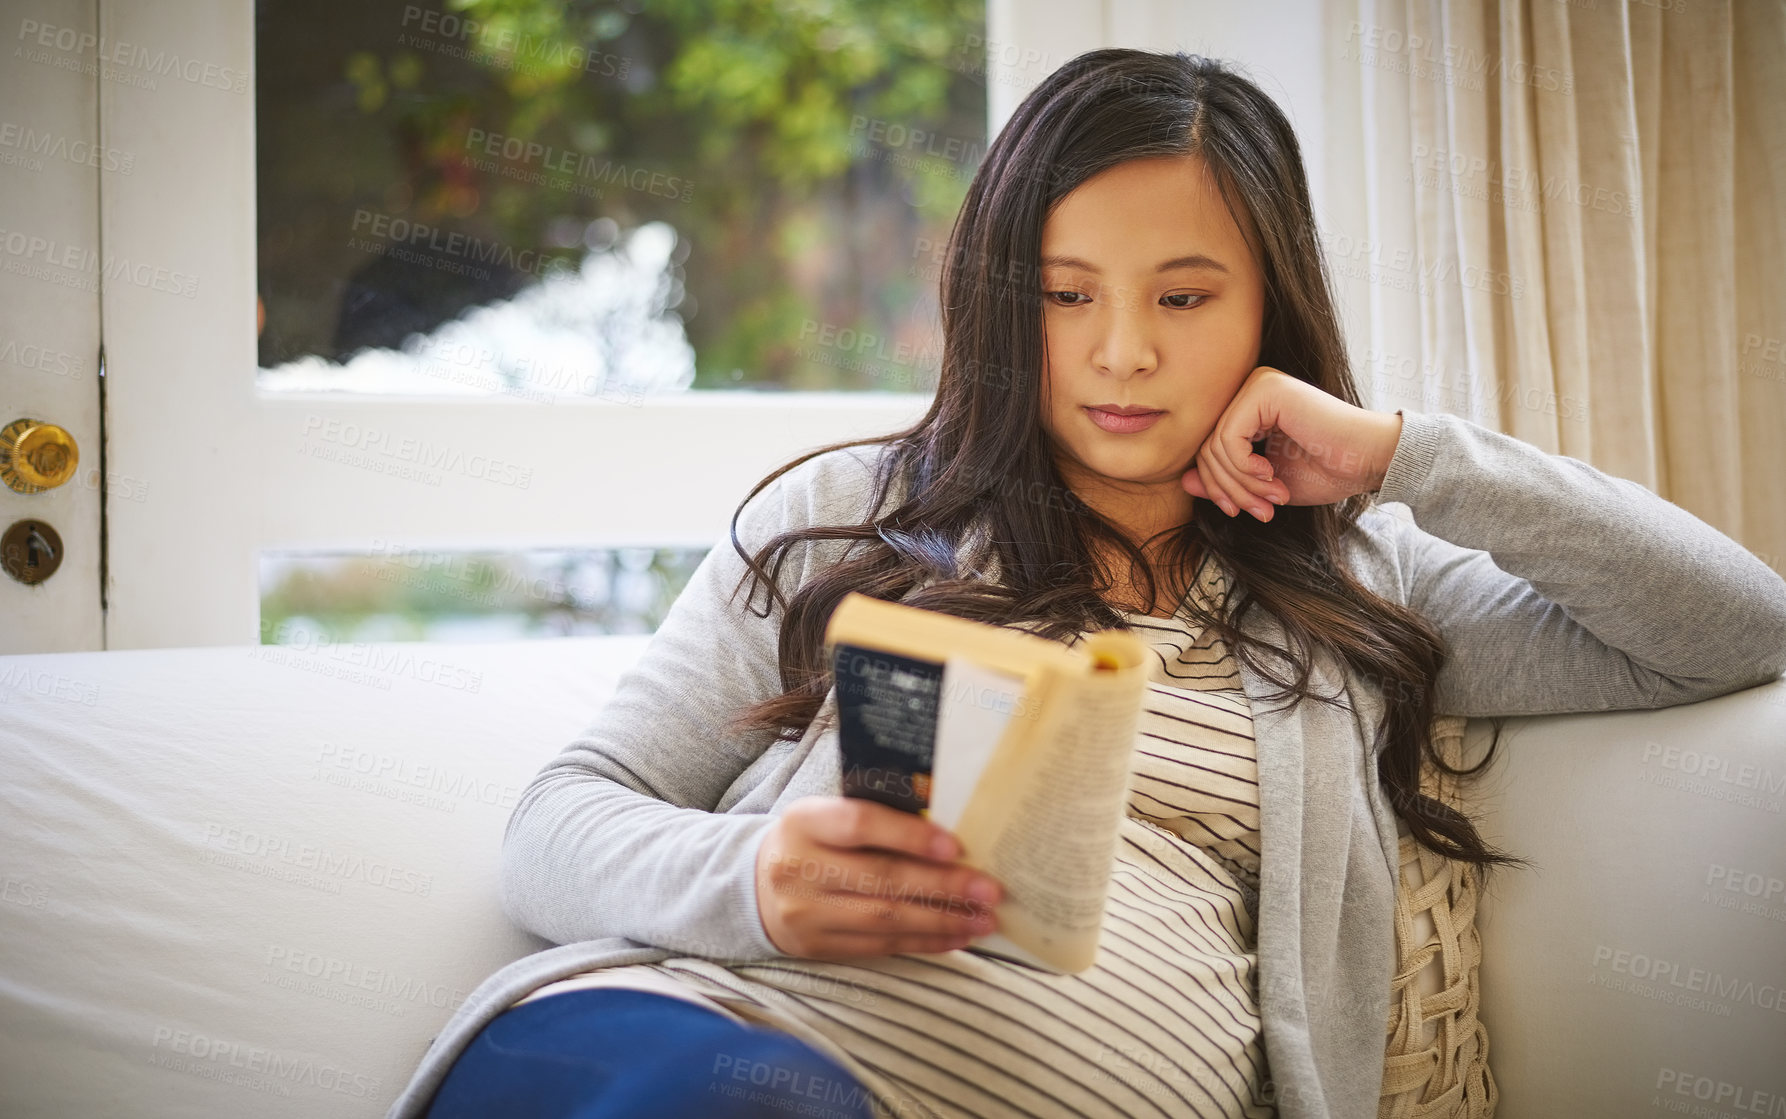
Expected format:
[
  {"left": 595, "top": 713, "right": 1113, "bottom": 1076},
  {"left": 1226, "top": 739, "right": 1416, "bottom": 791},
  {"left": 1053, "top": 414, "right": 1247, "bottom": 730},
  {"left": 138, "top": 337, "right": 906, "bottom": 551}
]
[
  {"left": 926, "top": 655, "right": 1026, "bottom": 833},
  {"left": 951, "top": 656, "right": 1147, "bottom": 972}
]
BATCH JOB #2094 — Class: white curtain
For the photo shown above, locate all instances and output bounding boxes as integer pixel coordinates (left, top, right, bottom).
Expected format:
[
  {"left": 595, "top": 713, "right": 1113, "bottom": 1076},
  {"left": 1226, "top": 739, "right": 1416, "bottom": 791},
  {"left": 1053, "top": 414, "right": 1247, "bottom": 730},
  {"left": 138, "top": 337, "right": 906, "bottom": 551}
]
[{"left": 1330, "top": 0, "right": 1786, "bottom": 566}]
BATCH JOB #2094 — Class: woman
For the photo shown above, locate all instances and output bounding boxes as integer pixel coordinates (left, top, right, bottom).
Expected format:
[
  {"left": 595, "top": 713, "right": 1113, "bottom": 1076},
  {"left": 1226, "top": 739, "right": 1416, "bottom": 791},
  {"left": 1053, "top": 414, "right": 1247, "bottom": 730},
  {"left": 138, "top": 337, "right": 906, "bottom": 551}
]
[{"left": 388, "top": 49, "right": 1786, "bottom": 1119}]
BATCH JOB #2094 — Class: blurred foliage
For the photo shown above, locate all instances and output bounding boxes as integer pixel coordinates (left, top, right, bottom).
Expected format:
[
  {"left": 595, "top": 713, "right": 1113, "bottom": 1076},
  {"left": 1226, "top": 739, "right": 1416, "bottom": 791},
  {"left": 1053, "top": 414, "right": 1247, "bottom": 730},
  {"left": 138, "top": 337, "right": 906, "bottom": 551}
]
[
  {"left": 457, "top": 0, "right": 966, "bottom": 193},
  {"left": 260, "top": 547, "right": 708, "bottom": 643},
  {"left": 257, "top": 0, "right": 987, "bottom": 389}
]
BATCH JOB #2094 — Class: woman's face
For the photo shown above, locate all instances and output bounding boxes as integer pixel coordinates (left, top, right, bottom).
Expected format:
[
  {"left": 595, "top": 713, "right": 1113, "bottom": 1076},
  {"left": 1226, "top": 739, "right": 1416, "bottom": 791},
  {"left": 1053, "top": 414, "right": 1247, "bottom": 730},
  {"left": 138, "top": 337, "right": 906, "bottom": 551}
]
[{"left": 1038, "top": 152, "right": 1267, "bottom": 536}]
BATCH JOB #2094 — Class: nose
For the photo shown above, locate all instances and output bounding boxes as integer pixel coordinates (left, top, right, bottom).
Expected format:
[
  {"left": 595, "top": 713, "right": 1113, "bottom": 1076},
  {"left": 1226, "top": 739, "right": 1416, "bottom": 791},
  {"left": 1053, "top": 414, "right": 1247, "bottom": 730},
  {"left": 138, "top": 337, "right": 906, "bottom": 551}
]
[{"left": 1090, "top": 283, "right": 1159, "bottom": 379}]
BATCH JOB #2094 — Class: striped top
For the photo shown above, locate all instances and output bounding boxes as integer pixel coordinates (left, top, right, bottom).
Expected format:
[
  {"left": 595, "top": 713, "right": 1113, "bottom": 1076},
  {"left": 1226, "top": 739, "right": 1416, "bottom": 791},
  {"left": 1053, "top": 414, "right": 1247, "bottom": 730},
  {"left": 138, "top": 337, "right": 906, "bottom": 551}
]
[{"left": 514, "top": 554, "right": 1278, "bottom": 1118}]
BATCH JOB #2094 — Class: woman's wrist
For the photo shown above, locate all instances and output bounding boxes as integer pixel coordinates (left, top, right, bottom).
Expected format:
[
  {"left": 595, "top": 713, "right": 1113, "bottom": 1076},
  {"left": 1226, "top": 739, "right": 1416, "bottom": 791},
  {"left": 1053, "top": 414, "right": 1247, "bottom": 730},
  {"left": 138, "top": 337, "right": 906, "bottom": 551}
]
[
  {"left": 1360, "top": 409, "right": 1406, "bottom": 496},
  {"left": 1372, "top": 408, "right": 1447, "bottom": 506}
]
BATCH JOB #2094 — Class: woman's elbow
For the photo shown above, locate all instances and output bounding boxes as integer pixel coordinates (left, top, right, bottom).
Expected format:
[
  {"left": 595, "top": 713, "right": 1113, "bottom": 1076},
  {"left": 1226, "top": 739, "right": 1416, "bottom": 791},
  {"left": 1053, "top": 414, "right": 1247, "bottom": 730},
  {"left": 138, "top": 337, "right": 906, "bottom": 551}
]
[
  {"left": 495, "top": 783, "right": 565, "bottom": 940},
  {"left": 1640, "top": 657, "right": 1786, "bottom": 709}
]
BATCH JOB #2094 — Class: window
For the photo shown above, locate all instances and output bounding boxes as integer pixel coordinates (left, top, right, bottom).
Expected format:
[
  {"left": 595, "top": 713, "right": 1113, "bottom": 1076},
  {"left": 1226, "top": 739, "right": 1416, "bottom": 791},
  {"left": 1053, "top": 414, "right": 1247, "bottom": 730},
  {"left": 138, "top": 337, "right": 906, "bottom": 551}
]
[
  {"left": 260, "top": 545, "right": 708, "bottom": 643},
  {"left": 255, "top": 0, "right": 988, "bottom": 398}
]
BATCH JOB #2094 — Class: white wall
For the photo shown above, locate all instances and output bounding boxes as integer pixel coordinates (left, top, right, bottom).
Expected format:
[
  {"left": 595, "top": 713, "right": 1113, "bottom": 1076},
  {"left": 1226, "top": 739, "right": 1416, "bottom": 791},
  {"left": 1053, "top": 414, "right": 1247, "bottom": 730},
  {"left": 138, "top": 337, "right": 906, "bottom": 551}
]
[{"left": 986, "top": 0, "right": 1333, "bottom": 224}]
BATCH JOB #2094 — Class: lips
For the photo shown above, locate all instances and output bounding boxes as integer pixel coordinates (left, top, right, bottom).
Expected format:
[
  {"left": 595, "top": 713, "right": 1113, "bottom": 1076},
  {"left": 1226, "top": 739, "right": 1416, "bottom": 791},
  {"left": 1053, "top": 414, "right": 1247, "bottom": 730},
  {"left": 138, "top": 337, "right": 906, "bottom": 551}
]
[
  {"left": 1083, "top": 405, "right": 1165, "bottom": 434},
  {"left": 1087, "top": 404, "right": 1163, "bottom": 416}
]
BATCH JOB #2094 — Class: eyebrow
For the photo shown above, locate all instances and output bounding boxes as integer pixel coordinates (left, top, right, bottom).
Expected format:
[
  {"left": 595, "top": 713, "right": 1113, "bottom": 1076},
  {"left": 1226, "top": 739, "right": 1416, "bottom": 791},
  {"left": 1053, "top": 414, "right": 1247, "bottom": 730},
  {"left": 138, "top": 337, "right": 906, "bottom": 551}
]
[{"left": 1040, "top": 253, "right": 1230, "bottom": 275}]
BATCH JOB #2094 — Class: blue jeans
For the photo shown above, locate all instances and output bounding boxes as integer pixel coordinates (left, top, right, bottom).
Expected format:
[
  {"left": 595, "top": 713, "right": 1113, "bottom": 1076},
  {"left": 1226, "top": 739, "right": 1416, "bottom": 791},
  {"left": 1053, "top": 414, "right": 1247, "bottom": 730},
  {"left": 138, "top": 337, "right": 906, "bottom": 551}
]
[{"left": 424, "top": 987, "right": 880, "bottom": 1119}]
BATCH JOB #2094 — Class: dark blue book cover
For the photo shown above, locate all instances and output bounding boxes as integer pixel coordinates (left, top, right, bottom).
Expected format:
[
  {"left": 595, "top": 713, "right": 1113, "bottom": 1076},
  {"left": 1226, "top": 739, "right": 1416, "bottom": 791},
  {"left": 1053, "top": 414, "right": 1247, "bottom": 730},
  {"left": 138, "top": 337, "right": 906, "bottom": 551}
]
[{"left": 831, "top": 641, "right": 940, "bottom": 815}]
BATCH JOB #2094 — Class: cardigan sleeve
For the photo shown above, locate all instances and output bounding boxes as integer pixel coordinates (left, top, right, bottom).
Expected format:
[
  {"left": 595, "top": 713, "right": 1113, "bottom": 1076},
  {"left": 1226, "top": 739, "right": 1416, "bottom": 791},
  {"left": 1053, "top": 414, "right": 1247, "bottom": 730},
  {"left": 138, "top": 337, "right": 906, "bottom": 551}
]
[
  {"left": 498, "top": 446, "right": 884, "bottom": 959},
  {"left": 1363, "top": 408, "right": 1786, "bottom": 717}
]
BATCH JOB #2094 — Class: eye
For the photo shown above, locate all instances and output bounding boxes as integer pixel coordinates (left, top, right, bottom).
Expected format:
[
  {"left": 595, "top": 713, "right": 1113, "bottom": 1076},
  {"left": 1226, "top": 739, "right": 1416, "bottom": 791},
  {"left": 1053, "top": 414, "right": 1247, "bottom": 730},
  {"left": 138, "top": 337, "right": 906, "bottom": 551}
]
[
  {"left": 1162, "top": 293, "right": 1207, "bottom": 309},
  {"left": 1046, "top": 291, "right": 1090, "bottom": 307}
]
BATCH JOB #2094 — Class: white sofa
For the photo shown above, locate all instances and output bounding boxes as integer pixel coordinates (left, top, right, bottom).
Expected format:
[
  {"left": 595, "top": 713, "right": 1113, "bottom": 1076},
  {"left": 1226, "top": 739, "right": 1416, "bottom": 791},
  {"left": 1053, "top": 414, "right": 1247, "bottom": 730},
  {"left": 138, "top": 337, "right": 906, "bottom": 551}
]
[{"left": 1, "top": 635, "right": 1781, "bottom": 1118}]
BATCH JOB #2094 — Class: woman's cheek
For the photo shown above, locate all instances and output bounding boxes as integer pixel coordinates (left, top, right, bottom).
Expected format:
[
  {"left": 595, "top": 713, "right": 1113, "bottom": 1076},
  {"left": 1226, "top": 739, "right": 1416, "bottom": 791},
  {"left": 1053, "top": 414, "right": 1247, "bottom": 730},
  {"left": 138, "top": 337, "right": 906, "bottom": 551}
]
[{"left": 1168, "top": 416, "right": 1211, "bottom": 465}]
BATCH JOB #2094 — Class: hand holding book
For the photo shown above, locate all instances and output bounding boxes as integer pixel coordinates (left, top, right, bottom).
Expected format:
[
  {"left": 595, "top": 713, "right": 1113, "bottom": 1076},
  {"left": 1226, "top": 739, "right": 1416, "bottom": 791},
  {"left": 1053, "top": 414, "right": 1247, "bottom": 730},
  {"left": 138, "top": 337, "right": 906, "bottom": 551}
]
[
  {"left": 752, "top": 794, "right": 1006, "bottom": 961},
  {"left": 823, "top": 592, "right": 1152, "bottom": 974}
]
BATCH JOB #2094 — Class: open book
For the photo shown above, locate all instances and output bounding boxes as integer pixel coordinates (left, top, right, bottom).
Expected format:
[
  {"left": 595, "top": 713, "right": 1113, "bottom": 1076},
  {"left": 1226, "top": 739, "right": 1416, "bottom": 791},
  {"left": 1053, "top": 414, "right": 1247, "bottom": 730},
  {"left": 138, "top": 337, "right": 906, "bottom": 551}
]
[{"left": 821, "top": 591, "right": 1151, "bottom": 975}]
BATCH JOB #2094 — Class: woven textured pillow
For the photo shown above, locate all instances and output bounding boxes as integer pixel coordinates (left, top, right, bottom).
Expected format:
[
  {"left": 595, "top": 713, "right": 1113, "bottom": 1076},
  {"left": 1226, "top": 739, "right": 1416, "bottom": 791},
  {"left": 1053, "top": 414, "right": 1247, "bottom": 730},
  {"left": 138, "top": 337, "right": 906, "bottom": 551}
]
[{"left": 1379, "top": 714, "right": 1498, "bottom": 1119}]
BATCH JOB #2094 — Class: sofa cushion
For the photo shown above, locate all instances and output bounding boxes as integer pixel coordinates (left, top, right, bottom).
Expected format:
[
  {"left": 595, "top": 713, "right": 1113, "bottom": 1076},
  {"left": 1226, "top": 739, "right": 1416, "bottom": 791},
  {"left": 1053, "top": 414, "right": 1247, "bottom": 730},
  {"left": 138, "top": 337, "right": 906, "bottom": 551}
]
[
  {"left": 0, "top": 639, "right": 1780, "bottom": 1118},
  {"left": 0, "top": 636, "right": 643, "bottom": 1117},
  {"left": 1458, "top": 680, "right": 1786, "bottom": 1117}
]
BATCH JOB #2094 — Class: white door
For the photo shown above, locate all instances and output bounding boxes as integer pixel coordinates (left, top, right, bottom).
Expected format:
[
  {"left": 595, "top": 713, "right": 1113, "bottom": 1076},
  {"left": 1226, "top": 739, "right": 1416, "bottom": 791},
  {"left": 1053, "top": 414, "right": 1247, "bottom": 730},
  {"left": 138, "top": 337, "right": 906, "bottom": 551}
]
[
  {"left": 0, "top": 1, "right": 105, "bottom": 652},
  {"left": 94, "top": 0, "right": 939, "bottom": 651}
]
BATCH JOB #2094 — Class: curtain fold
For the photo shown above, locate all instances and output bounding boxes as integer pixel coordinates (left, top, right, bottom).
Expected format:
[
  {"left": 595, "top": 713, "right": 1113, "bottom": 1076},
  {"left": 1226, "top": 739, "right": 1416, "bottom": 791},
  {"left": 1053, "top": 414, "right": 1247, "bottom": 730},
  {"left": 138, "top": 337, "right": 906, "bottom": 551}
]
[
  {"left": 1733, "top": 1, "right": 1786, "bottom": 569},
  {"left": 1339, "top": 0, "right": 1784, "bottom": 565}
]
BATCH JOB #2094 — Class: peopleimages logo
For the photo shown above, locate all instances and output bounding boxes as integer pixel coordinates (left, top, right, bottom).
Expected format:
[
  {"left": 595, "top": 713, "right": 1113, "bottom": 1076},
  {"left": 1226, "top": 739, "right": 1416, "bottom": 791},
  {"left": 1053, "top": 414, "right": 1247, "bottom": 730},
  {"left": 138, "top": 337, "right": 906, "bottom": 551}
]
[
  {"left": 1653, "top": 1068, "right": 1785, "bottom": 1117},
  {"left": 148, "top": 1026, "right": 380, "bottom": 1099},
  {"left": 253, "top": 626, "right": 487, "bottom": 695},
  {"left": 397, "top": 6, "right": 630, "bottom": 81},
  {"left": 15, "top": 19, "right": 251, "bottom": 93},
  {"left": 0, "top": 663, "right": 99, "bottom": 705},
  {"left": 299, "top": 414, "right": 534, "bottom": 491},
  {"left": 0, "top": 335, "right": 81, "bottom": 376},
  {"left": 315, "top": 743, "right": 519, "bottom": 812},
  {"left": 463, "top": 128, "right": 693, "bottom": 202},
  {"left": 0, "top": 226, "right": 198, "bottom": 297},
  {"left": 1706, "top": 864, "right": 1785, "bottom": 905},
  {"left": 1639, "top": 741, "right": 1786, "bottom": 812},
  {"left": 1590, "top": 944, "right": 1785, "bottom": 1015},
  {"left": 201, "top": 823, "right": 434, "bottom": 897},
  {"left": 265, "top": 944, "right": 470, "bottom": 1013},
  {"left": 0, "top": 121, "right": 135, "bottom": 172},
  {"left": 349, "top": 208, "right": 559, "bottom": 279}
]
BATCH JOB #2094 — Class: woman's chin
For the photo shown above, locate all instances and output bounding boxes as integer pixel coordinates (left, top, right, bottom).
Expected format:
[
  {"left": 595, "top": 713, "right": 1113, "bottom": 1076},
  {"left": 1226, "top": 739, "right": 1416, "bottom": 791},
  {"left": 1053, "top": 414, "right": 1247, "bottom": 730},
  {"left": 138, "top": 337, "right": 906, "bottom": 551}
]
[{"left": 1074, "top": 450, "right": 1191, "bottom": 488}]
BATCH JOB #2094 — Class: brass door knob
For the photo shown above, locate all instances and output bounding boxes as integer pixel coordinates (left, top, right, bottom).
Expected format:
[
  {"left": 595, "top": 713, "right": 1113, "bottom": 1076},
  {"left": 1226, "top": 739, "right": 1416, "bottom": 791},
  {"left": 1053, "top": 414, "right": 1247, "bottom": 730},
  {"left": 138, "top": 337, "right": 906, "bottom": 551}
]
[{"left": 0, "top": 419, "right": 79, "bottom": 493}]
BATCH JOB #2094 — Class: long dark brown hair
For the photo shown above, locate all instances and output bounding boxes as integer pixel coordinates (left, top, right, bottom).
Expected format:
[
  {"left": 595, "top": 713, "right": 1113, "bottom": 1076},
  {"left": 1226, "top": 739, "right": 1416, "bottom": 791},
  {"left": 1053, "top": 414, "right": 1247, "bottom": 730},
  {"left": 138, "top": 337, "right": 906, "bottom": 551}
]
[{"left": 718, "top": 49, "right": 1526, "bottom": 873}]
